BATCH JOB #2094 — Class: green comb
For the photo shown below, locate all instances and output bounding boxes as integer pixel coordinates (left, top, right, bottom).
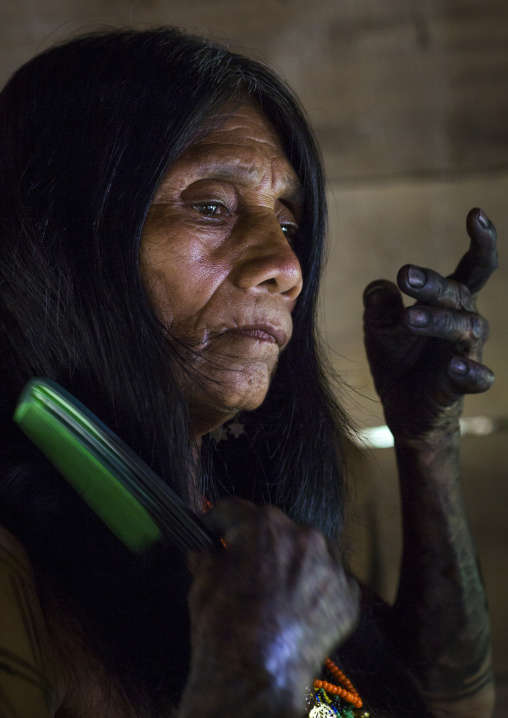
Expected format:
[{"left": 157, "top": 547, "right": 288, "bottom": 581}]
[{"left": 13, "top": 378, "right": 215, "bottom": 554}]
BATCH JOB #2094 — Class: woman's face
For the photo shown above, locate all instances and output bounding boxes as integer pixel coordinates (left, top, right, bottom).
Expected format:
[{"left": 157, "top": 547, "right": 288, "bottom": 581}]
[{"left": 140, "top": 104, "right": 303, "bottom": 435}]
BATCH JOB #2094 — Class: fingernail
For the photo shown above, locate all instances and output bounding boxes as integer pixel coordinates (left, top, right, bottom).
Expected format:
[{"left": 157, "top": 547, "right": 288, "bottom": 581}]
[
  {"left": 478, "top": 210, "right": 491, "bottom": 229},
  {"left": 472, "top": 316, "right": 483, "bottom": 339},
  {"left": 449, "top": 357, "right": 468, "bottom": 376},
  {"left": 407, "top": 266, "right": 427, "bottom": 288},
  {"left": 407, "top": 307, "right": 430, "bottom": 327},
  {"left": 363, "top": 285, "right": 385, "bottom": 306}
]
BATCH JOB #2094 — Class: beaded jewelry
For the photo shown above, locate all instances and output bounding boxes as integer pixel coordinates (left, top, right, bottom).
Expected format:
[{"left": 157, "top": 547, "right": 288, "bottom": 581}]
[{"left": 307, "top": 657, "right": 369, "bottom": 718}]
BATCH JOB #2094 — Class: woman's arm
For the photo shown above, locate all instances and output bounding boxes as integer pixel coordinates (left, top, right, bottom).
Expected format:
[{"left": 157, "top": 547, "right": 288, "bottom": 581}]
[
  {"left": 394, "top": 435, "right": 493, "bottom": 717},
  {"left": 0, "top": 525, "right": 59, "bottom": 717},
  {"left": 363, "top": 208, "right": 498, "bottom": 716}
]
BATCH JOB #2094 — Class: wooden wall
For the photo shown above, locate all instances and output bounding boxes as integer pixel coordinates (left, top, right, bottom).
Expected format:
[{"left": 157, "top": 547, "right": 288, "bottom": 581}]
[{"left": 1, "top": 0, "right": 507, "bottom": 709}]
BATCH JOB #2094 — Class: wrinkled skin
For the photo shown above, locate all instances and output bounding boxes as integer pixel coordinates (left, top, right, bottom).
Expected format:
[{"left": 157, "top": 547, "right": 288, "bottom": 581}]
[
  {"left": 363, "top": 208, "right": 497, "bottom": 443},
  {"left": 181, "top": 501, "right": 360, "bottom": 717},
  {"left": 140, "top": 104, "right": 303, "bottom": 435}
]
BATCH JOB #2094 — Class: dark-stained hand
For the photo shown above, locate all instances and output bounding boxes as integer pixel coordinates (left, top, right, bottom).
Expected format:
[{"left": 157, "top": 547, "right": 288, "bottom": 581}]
[
  {"left": 363, "top": 208, "right": 497, "bottom": 443},
  {"left": 186, "top": 499, "right": 360, "bottom": 704}
]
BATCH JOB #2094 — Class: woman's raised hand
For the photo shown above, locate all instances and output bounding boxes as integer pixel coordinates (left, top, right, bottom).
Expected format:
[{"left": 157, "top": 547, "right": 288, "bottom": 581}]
[{"left": 363, "top": 207, "right": 497, "bottom": 444}]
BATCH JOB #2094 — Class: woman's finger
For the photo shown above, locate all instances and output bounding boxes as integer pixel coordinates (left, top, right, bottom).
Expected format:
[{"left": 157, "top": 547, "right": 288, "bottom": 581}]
[
  {"left": 397, "top": 264, "right": 474, "bottom": 310},
  {"left": 403, "top": 305, "right": 489, "bottom": 347},
  {"left": 363, "top": 280, "right": 404, "bottom": 328},
  {"left": 200, "top": 497, "right": 260, "bottom": 541},
  {"left": 447, "top": 356, "right": 495, "bottom": 394},
  {"left": 450, "top": 208, "right": 498, "bottom": 295}
]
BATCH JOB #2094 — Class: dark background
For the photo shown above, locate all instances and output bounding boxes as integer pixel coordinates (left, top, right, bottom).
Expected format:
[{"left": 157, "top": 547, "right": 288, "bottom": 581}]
[{"left": 1, "top": 1, "right": 507, "bottom": 711}]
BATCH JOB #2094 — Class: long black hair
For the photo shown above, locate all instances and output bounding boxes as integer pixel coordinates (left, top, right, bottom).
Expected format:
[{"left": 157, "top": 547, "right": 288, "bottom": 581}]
[
  {"left": 0, "top": 27, "right": 355, "bottom": 712},
  {"left": 0, "top": 28, "right": 435, "bottom": 718},
  {"left": 0, "top": 27, "right": 351, "bottom": 530}
]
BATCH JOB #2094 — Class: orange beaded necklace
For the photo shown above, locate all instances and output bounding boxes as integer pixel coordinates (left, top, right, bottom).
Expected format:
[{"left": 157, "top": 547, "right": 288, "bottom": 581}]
[
  {"left": 315, "top": 657, "right": 363, "bottom": 708},
  {"left": 308, "top": 657, "right": 368, "bottom": 718}
]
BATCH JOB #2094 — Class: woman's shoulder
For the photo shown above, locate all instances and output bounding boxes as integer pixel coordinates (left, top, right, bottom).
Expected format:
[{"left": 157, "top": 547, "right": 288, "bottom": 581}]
[
  {"left": 0, "top": 525, "right": 155, "bottom": 717},
  {"left": 0, "top": 523, "right": 63, "bottom": 716}
]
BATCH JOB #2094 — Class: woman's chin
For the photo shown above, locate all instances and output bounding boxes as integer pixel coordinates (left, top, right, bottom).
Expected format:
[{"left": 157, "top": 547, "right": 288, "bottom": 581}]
[{"left": 188, "top": 380, "right": 270, "bottom": 437}]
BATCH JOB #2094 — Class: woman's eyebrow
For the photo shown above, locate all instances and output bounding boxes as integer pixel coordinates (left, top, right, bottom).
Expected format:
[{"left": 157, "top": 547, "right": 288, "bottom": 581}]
[{"left": 188, "top": 158, "right": 304, "bottom": 203}]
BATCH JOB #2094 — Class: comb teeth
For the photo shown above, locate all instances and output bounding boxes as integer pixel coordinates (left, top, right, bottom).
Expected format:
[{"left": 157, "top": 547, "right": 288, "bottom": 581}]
[{"left": 14, "top": 378, "right": 215, "bottom": 554}]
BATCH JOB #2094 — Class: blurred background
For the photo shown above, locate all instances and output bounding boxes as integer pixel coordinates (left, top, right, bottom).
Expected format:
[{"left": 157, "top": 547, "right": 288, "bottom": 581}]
[{"left": 1, "top": 0, "right": 507, "bottom": 712}]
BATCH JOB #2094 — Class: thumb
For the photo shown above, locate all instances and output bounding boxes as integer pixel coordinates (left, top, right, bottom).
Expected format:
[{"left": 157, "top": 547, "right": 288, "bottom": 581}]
[{"left": 363, "top": 280, "right": 403, "bottom": 329}]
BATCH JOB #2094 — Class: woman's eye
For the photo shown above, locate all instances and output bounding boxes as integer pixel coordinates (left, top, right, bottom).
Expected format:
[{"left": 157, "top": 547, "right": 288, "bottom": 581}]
[
  {"left": 281, "top": 223, "right": 298, "bottom": 242},
  {"left": 192, "top": 202, "right": 228, "bottom": 218}
]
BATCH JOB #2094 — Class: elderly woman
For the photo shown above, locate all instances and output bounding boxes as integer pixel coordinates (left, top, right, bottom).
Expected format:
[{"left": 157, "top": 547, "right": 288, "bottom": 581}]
[{"left": 0, "top": 27, "right": 497, "bottom": 718}]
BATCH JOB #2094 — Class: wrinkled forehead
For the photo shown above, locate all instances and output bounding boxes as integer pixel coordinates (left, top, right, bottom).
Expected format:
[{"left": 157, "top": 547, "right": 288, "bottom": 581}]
[{"left": 155, "top": 103, "right": 303, "bottom": 205}]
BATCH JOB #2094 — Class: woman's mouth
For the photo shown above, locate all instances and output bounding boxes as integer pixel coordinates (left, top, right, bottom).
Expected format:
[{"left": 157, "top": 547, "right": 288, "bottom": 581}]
[{"left": 226, "top": 324, "right": 288, "bottom": 347}]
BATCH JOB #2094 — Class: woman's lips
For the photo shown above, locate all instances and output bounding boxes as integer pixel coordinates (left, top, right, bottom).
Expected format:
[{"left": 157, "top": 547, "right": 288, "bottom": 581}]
[{"left": 226, "top": 324, "right": 288, "bottom": 347}]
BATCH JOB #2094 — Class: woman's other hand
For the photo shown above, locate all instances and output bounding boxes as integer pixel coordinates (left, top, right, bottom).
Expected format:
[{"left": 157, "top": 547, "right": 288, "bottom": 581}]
[
  {"left": 363, "top": 207, "right": 497, "bottom": 444},
  {"left": 181, "top": 499, "right": 360, "bottom": 717}
]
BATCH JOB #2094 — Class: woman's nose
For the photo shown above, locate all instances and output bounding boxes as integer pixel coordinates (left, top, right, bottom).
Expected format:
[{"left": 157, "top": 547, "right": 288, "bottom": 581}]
[{"left": 230, "top": 212, "right": 303, "bottom": 302}]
